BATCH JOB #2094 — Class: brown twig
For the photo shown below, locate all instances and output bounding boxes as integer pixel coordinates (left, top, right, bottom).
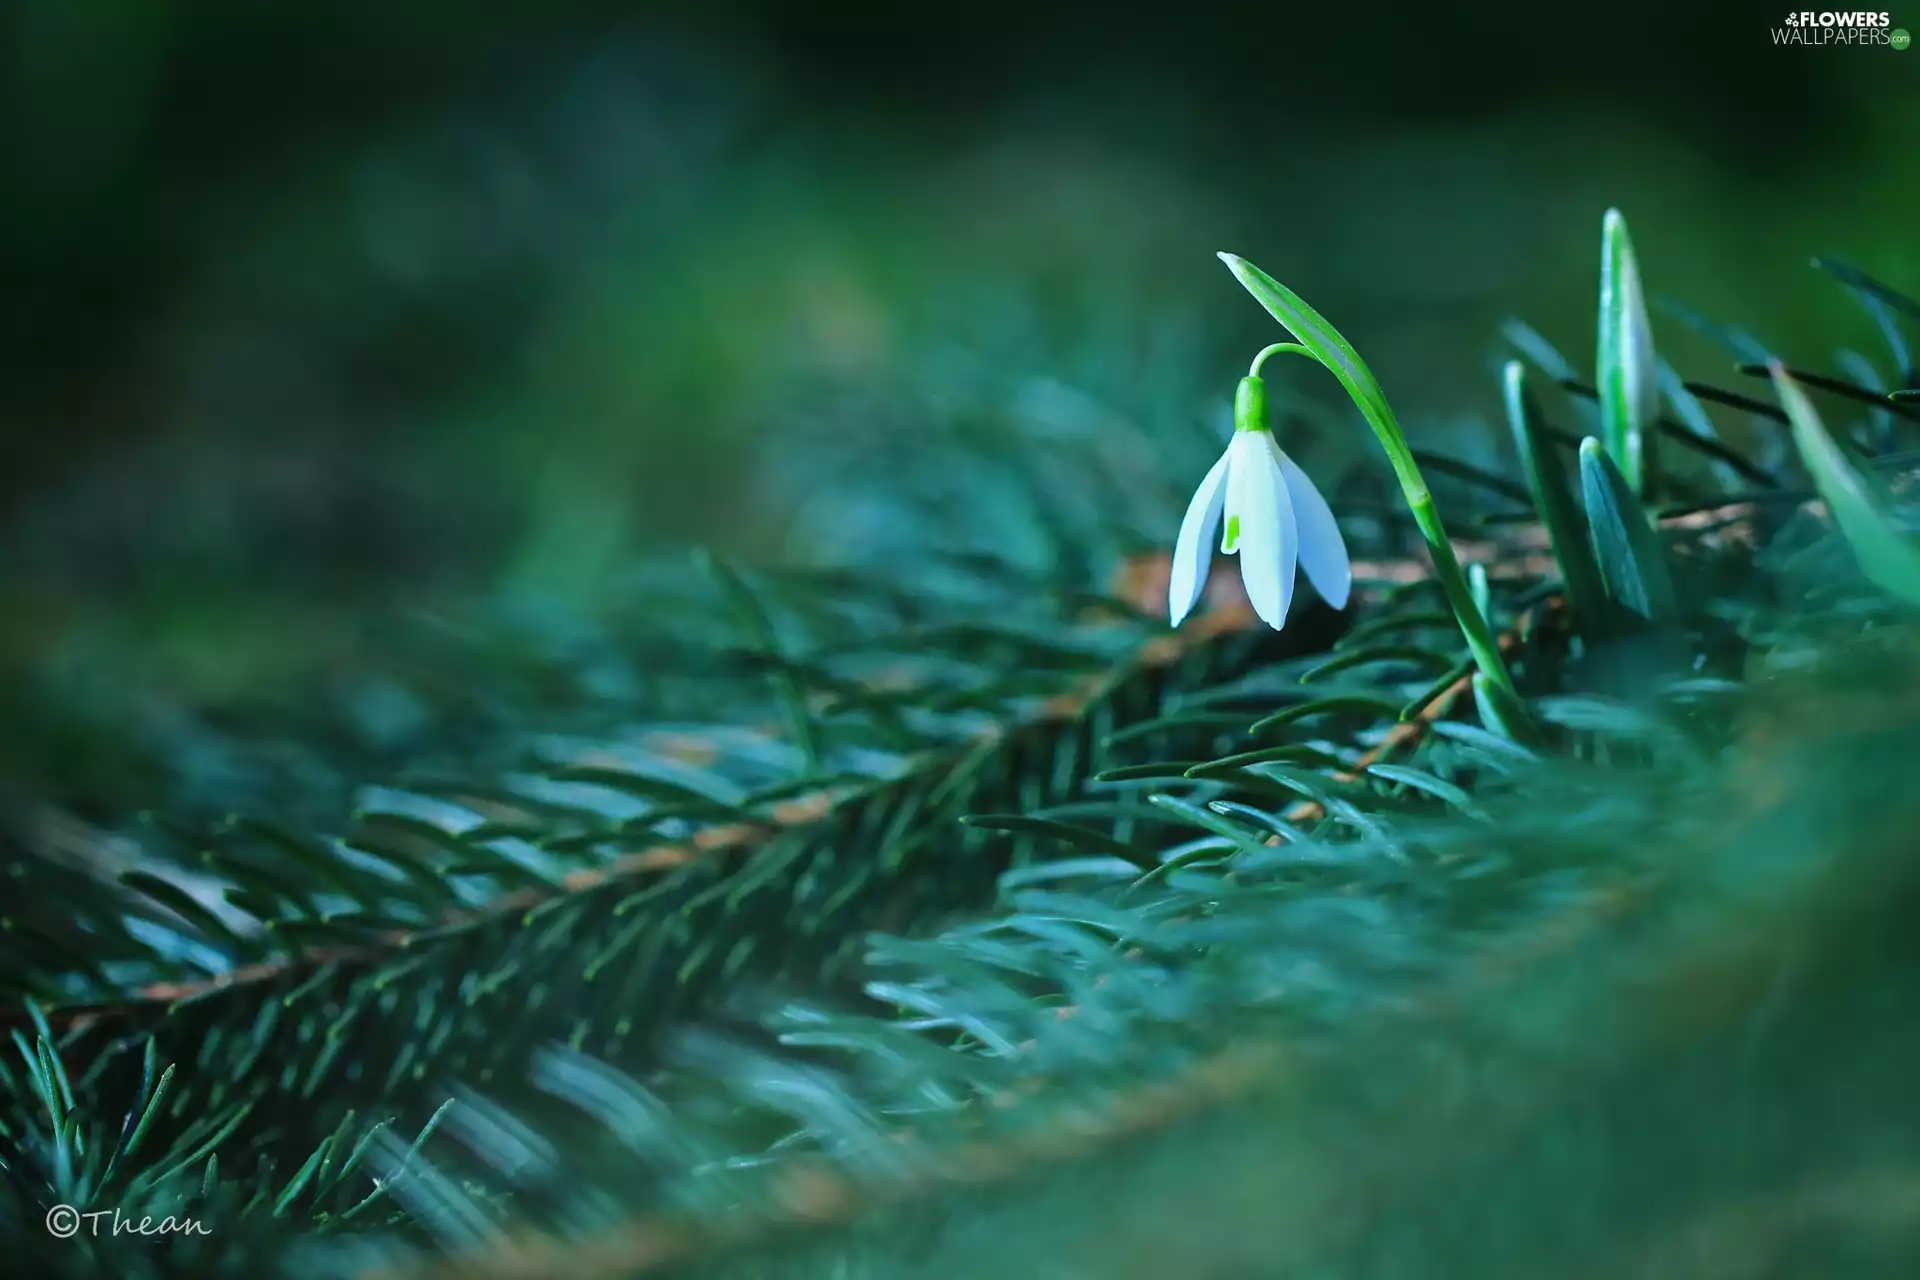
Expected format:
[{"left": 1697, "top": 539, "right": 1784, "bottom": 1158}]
[{"left": 1280, "top": 594, "right": 1563, "bottom": 827}]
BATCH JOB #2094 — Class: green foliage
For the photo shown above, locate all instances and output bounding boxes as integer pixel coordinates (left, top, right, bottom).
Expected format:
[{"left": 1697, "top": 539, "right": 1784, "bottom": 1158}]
[
  {"left": 1596, "top": 208, "right": 1658, "bottom": 495},
  {"left": 1219, "top": 252, "right": 1528, "bottom": 731},
  {"left": 1772, "top": 363, "right": 1920, "bottom": 606},
  {"left": 1579, "top": 438, "right": 1678, "bottom": 627},
  {"left": 4, "top": 210, "right": 1920, "bottom": 1280},
  {"left": 1503, "top": 361, "right": 1607, "bottom": 640}
]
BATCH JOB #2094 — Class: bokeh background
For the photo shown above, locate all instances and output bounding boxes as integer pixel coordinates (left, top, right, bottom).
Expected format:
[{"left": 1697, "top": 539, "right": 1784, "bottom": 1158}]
[{"left": 2, "top": 0, "right": 1915, "bottom": 804}]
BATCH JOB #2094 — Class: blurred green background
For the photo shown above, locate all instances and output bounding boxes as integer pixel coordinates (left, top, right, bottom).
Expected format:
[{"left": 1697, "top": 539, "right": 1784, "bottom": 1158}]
[{"left": 1, "top": 0, "right": 1915, "bottom": 722}]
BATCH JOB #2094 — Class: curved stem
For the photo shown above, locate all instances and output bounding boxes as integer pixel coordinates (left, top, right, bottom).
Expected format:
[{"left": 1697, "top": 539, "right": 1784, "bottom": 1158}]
[
  {"left": 1221, "top": 253, "right": 1535, "bottom": 742},
  {"left": 1249, "top": 343, "right": 1317, "bottom": 377}
]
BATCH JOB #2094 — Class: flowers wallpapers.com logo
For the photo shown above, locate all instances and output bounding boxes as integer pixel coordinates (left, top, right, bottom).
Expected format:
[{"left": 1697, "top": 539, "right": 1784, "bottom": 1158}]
[{"left": 1772, "top": 10, "right": 1909, "bottom": 44}]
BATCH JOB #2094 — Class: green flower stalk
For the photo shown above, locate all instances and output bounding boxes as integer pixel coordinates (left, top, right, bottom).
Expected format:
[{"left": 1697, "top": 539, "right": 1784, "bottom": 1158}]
[{"left": 1216, "top": 252, "right": 1533, "bottom": 740}]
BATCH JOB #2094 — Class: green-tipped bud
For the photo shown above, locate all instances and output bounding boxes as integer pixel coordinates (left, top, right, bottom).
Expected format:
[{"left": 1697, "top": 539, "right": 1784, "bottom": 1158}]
[
  {"left": 1597, "top": 208, "right": 1658, "bottom": 494},
  {"left": 1234, "top": 376, "right": 1271, "bottom": 434}
]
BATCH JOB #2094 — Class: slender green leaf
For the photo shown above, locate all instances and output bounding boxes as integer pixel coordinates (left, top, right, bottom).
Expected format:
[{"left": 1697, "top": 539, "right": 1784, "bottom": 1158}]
[
  {"left": 996, "top": 859, "right": 1144, "bottom": 891},
  {"left": 1580, "top": 438, "right": 1677, "bottom": 624},
  {"left": 1141, "top": 794, "right": 1274, "bottom": 859},
  {"left": 1335, "top": 611, "right": 1456, "bottom": 649},
  {"left": 1104, "top": 712, "right": 1260, "bottom": 747},
  {"left": 1772, "top": 363, "right": 1920, "bottom": 605},
  {"left": 1365, "top": 763, "right": 1489, "bottom": 820},
  {"left": 959, "top": 815, "right": 1152, "bottom": 867},
  {"left": 1249, "top": 694, "right": 1398, "bottom": 735},
  {"left": 118, "top": 871, "right": 252, "bottom": 953},
  {"left": 1501, "top": 317, "right": 1581, "bottom": 384},
  {"left": 1092, "top": 762, "right": 1208, "bottom": 784},
  {"left": 1472, "top": 672, "right": 1536, "bottom": 749},
  {"left": 1400, "top": 656, "right": 1474, "bottom": 722},
  {"left": 1810, "top": 256, "right": 1920, "bottom": 323},
  {"left": 1506, "top": 361, "right": 1607, "bottom": 638},
  {"left": 701, "top": 550, "right": 825, "bottom": 771},
  {"left": 1187, "top": 745, "right": 1352, "bottom": 776},
  {"left": 1656, "top": 299, "right": 1773, "bottom": 364},
  {"left": 1300, "top": 645, "right": 1458, "bottom": 683}
]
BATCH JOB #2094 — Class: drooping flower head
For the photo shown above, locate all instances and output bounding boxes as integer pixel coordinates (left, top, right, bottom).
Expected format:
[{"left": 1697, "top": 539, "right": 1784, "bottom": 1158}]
[{"left": 1168, "top": 373, "right": 1352, "bottom": 631}]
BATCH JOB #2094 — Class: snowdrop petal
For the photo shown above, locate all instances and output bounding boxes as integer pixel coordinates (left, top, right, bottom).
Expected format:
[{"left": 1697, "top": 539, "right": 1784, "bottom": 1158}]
[
  {"left": 1168, "top": 449, "right": 1230, "bottom": 627},
  {"left": 1232, "top": 431, "right": 1298, "bottom": 630},
  {"left": 1222, "top": 431, "right": 1254, "bottom": 558},
  {"left": 1275, "top": 445, "right": 1352, "bottom": 610}
]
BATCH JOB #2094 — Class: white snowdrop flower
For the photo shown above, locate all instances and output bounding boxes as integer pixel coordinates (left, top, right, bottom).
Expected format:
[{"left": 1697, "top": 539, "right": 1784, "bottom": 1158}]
[{"left": 1168, "top": 374, "right": 1352, "bottom": 631}]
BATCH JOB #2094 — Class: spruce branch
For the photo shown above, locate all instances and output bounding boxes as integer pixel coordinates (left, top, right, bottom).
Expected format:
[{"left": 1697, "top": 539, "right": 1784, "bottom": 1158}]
[{"left": 4, "top": 547, "right": 1383, "bottom": 1040}]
